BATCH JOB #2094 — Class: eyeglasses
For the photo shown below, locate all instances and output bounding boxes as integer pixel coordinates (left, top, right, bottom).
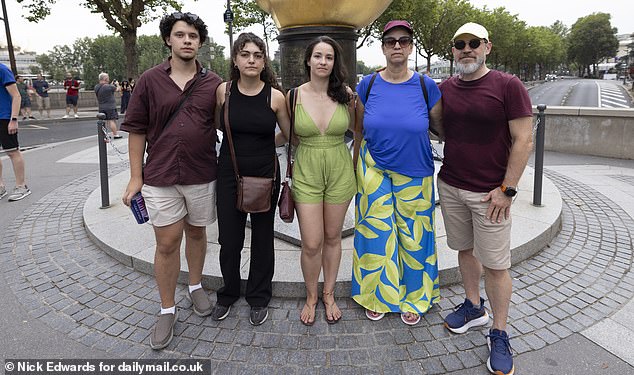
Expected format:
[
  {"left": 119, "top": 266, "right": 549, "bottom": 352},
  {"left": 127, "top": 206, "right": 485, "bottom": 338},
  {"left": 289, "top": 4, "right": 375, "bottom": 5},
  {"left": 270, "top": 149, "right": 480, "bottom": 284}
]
[
  {"left": 171, "top": 12, "right": 199, "bottom": 22},
  {"left": 453, "top": 38, "right": 486, "bottom": 50},
  {"left": 382, "top": 36, "right": 413, "bottom": 48}
]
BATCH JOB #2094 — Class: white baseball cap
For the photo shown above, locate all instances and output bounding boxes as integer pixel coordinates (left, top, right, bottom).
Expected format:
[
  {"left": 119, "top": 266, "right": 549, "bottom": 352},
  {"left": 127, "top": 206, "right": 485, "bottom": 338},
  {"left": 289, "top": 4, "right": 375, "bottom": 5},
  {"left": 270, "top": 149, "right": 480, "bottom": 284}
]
[{"left": 453, "top": 22, "right": 489, "bottom": 41}]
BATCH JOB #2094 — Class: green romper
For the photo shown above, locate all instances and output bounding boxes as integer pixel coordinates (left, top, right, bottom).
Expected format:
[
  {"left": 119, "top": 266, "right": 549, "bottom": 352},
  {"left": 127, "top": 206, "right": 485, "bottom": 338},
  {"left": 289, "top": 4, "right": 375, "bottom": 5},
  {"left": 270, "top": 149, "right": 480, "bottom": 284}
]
[{"left": 292, "top": 90, "right": 356, "bottom": 204}]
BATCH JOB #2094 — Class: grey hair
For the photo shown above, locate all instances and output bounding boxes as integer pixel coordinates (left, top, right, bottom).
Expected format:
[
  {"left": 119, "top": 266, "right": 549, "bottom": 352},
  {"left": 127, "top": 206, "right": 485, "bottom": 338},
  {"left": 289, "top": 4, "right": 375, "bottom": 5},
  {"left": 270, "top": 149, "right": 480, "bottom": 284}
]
[{"left": 98, "top": 72, "right": 109, "bottom": 81}]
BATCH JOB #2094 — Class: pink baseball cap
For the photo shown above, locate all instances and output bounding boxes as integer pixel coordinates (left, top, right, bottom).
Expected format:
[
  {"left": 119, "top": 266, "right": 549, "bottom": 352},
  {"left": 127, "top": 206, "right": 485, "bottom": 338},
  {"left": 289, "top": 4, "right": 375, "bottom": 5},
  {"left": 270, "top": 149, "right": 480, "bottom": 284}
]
[{"left": 382, "top": 20, "right": 413, "bottom": 37}]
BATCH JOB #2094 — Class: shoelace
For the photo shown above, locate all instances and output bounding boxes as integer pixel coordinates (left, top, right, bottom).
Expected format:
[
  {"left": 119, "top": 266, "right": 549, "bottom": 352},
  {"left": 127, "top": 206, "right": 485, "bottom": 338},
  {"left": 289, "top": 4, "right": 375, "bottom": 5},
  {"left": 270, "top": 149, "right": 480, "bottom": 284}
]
[{"left": 487, "top": 332, "right": 514, "bottom": 355}]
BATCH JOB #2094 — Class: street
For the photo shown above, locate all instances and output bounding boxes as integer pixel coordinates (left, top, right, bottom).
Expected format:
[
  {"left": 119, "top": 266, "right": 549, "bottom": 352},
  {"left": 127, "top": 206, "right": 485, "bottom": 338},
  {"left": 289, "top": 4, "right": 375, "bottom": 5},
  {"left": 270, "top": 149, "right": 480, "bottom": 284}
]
[{"left": 529, "top": 78, "right": 633, "bottom": 108}]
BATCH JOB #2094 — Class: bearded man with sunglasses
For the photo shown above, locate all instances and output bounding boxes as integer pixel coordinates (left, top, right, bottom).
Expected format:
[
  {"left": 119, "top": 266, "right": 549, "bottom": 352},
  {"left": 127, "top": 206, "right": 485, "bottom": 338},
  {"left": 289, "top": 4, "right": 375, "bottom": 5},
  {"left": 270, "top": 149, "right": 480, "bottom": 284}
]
[
  {"left": 438, "top": 22, "right": 533, "bottom": 375},
  {"left": 121, "top": 12, "right": 222, "bottom": 350}
]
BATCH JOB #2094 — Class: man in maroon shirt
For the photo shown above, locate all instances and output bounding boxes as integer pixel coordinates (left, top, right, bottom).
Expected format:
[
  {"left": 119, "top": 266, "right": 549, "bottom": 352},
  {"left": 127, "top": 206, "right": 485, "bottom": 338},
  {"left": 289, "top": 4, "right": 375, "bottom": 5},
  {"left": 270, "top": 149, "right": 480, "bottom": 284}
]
[
  {"left": 438, "top": 23, "right": 533, "bottom": 375},
  {"left": 62, "top": 72, "right": 80, "bottom": 119},
  {"left": 121, "top": 12, "right": 222, "bottom": 350}
]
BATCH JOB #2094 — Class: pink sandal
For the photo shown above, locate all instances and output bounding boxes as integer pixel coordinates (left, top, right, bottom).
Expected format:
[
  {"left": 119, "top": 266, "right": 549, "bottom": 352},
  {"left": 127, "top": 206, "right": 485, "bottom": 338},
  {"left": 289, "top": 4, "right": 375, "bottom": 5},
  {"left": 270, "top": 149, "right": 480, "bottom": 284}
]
[
  {"left": 401, "top": 312, "right": 421, "bottom": 326},
  {"left": 365, "top": 309, "right": 385, "bottom": 321}
]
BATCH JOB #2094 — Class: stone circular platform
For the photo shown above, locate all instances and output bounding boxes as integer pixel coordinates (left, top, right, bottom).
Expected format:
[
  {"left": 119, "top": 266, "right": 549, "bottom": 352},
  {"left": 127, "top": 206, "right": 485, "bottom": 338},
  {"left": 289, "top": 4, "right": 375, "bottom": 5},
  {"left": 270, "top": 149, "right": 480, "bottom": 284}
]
[{"left": 84, "top": 165, "right": 562, "bottom": 298}]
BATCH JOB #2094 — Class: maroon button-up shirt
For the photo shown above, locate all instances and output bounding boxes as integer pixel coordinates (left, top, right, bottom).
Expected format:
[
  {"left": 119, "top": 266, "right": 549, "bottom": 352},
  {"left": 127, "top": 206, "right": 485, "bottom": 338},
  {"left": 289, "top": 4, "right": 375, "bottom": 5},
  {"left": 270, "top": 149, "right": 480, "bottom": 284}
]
[{"left": 121, "top": 59, "right": 222, "bottom": 186}]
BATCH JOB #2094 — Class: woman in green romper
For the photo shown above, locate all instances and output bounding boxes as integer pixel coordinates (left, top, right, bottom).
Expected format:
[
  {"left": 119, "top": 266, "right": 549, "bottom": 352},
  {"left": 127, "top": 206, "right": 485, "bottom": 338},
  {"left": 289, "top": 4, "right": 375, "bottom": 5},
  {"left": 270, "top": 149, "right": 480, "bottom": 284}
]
[{"left": 289, "top": 36, "right": 356, "bottom": 325}]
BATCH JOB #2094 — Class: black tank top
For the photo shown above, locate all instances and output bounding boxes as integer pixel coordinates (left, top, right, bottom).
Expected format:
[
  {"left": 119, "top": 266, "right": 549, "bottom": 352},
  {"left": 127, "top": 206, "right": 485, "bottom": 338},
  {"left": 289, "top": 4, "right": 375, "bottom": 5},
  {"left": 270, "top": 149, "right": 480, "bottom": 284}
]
[{"left": 219, "top": 81, "right": 277, "bottom": 176}]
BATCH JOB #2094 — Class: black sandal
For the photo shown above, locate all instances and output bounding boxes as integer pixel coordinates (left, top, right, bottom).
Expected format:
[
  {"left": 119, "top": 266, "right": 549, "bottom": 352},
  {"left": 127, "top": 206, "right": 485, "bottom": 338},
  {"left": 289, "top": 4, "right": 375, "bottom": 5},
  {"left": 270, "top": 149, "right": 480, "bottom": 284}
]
[{"left": 322, "top": 291, "right": 341, "bottom": 324}]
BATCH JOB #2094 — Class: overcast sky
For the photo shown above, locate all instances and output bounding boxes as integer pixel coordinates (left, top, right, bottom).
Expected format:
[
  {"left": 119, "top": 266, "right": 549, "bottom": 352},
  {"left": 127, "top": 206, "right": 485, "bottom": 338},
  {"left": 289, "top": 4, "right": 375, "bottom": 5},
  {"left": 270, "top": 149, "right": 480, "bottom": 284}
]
[{"left": 3, "top": 0, "right": 632, "bottom": 67}]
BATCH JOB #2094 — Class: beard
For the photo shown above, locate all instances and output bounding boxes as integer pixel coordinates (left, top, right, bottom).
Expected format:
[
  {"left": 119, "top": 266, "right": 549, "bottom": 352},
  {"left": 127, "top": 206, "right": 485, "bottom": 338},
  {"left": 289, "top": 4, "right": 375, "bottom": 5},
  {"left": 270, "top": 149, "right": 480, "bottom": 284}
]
[{"left": 455, "top": 54, "right": 485, "bottom": 75}]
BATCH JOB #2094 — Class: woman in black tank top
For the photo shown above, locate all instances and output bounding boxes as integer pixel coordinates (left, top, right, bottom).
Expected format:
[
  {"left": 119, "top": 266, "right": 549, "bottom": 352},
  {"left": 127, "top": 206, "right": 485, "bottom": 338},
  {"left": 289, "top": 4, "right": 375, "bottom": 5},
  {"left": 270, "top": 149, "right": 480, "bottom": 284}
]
[{"left": 212, "top": 33, "right": 291, "bottom": 326}]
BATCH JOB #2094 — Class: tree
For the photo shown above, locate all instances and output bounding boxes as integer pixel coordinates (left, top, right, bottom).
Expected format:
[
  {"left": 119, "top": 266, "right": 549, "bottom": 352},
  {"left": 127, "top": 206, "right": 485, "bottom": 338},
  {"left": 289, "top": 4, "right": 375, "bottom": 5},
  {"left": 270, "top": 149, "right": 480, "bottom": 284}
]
[
  {"left": 232, "top": 0, "right": 278, "bottom": 53},
  {"left": 18, "top": 0, "right": 181, "bottom": 79},
  {"left": 412, "top": 0, "right": 474, "bottom": 73},
  {"left": 567, "top": 13, "right": 618, "bottom": 77},
  {"left": 137, "top": 34, "right": 170, "bottom": 74},
  {"left": 83, "top": 35, "right": 126, "bottom": 88}
]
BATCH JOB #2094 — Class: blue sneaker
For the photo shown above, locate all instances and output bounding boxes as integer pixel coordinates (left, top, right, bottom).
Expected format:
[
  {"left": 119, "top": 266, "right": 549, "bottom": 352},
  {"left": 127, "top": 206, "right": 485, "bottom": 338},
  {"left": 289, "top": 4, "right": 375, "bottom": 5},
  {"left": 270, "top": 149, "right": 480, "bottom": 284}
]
[
  {"left": 444, "top": 297, "right": 489, "bottom": 334},
  {"left": 487, "top": 329, "right": 514, "bottom": 375}
]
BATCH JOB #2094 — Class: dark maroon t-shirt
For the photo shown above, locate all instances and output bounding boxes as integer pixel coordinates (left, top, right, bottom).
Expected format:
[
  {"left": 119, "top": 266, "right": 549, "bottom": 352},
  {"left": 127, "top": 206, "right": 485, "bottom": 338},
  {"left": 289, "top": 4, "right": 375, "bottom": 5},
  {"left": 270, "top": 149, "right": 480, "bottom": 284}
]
[
  {"left": 121, "top": 59, "right": 222, "bottom": 186},
  {"left": 438, "top": 70, "right": 532, "bottom": 192}
]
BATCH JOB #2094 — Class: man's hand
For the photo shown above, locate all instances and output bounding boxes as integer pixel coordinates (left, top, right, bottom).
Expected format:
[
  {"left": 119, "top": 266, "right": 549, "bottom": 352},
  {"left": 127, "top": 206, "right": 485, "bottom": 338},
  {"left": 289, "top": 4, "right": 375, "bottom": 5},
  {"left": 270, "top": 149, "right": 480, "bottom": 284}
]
[
  {"left": 481, "top": 187, "right": 512, "bottom": 223},
  {"left": 122, "top": 177, "right": 143, "bottom": 207},
  {"left": 8, "top": 119, "right": 18, "bottom": 134}
]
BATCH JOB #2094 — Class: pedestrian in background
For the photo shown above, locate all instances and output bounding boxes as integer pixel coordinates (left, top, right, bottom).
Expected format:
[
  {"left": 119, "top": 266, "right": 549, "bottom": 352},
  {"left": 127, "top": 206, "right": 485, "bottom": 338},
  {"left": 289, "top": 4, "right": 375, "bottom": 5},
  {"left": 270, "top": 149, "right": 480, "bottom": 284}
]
[
  {"left": 352, "top": 20, "right": 442, "bottom": 326},
  {"left": 62, "top": 72, "right": 80, "bottom": 119},
  {"left": 121, "top": 11, "right": 222, "bottom": 350},
  {"left": 32, "top": 73, "right": 51, "bottom": 119},
  {"left": 290, "top": 36, "right": 356, "bottom": 326},
  {"left": 120, "top": 79, "right": 132, "bottom": 114},
  {"left": 15, "top": 75, "right": 35, "bottom": 120},
  {"left": 94, "top": 72, "right": 122, "bottom": 139},
  {"left": 439, "top": 22, "right": 533, "bottom": 375},
  {"left": 211, "top": 32, "right": 290, "bottom": 326},
  {"left": 0, "top": 64, "right": 31, "bottom": 201}
]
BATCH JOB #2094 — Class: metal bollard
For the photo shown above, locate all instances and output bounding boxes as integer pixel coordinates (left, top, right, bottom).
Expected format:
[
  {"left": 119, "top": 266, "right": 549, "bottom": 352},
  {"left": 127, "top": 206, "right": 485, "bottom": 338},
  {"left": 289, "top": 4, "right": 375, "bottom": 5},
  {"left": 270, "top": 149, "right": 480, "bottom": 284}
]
[
  {"left": 532, "top": 104, "right": 547, "bottom": 206},
  {"left": 97, "top": 113, "right": 110, "bottom": 208}
]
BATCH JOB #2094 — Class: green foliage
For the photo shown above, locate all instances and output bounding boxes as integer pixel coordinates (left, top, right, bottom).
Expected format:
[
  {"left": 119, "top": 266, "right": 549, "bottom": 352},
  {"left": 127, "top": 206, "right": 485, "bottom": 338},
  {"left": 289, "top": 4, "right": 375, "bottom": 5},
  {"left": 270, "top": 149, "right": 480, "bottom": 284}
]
[
  {"left": 18, "top": 0, "right": 183, "bottom": 78},
  {"left": 83, "top": 35, "right": 126, "bottom": 88},
  {"left": 231, "top": 0, "right": 278, "bottom": 52},
  {"left": 137, "top": 35, "right": 170, "bottom": 73},
  {"left": 567, "top": 13, "right": 619, "bottom": 76}
]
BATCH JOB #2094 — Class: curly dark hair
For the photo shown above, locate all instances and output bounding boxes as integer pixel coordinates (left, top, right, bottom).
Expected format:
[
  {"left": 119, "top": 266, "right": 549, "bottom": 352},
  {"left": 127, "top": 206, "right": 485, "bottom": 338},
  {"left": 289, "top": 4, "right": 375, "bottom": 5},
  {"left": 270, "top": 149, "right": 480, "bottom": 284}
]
[
  {"left": 303, "top": 36, "right": 349, "bottom": 104},
  {"left": 159, "top": 12, "right": 208, "bottom": 49},
  {"left": 230, "top": 32, "right": 281, "bottom": 91}
]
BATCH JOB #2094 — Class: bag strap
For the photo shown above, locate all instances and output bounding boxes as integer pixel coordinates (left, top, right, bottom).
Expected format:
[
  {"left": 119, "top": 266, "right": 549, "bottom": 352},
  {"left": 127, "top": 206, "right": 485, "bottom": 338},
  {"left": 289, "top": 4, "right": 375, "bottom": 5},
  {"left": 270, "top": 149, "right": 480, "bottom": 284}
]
[
  {"left": 223, "top": 80, "right": 241, "bottom": 180},
  {"left": 223, "top": 80, "right": 277, "bottom": 181},
  {"left": 160, "top": 67, "right": 208, "bottom": 136},
  {"left": 352, "top": 91, "right": 361, "bottom": 170},
  {"left": 286, "top": 87, "right": 297, "bottom": 179}
]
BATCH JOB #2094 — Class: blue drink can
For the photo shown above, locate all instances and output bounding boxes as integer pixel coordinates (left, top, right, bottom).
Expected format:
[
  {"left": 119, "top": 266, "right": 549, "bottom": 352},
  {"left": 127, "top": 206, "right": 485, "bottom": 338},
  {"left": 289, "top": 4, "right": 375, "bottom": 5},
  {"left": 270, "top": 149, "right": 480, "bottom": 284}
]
[{"left": 130, "top": 192, "right": 149, "bottom": 224}]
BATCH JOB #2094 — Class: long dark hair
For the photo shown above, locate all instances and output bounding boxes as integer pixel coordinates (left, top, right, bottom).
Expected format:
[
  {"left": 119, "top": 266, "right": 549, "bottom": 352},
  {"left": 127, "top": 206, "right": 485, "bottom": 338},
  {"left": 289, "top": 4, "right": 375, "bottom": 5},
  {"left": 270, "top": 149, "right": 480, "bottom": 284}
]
[
  {"left": 230, "top": 32, "right": 280, "bottom": 91},
  {"left": 304, "top": 36, "right": 349, "bottom": 104}
]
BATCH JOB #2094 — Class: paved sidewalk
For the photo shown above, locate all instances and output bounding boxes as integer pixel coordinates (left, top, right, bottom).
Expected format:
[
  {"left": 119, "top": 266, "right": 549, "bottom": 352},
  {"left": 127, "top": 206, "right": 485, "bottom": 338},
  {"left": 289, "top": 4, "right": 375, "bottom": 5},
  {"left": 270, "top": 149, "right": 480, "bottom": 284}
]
[{"left": 1, "top": 140, "right": 634, "bottom": 374}]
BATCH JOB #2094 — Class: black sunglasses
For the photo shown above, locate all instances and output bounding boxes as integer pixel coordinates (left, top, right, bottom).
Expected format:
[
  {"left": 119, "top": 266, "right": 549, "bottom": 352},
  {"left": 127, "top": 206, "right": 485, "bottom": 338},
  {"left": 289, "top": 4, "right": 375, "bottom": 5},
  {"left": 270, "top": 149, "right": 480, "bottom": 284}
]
[
  {"left": 382, "top": 36, "right": 413, "bottom": 48},
  {"left": 453, "top": 38, "right": 486, "bottom": 50},
  {"left": 172, "top": 12, "right": 199, "bottom": 22}
]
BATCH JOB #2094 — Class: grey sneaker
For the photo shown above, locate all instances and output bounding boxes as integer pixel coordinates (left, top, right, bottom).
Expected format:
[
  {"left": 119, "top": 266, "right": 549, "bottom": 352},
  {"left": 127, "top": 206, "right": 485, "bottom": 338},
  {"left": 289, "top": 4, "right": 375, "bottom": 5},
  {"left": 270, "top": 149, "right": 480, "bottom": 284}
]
[
  {"left": 8, "top": 186, "right": 31, "bottom": 202},
  {"left": 249, "top": 306, "right": 269, "bottom": 326},
  {"left": 149, "top": 309, "right": 178, "bottom": 350},
  {"left": 0, "top": 186, "right": 7, "bottom": 200},
  {"left": 210, "top": 303, "right": 231, "bottom": 321},
  {"left": 187, "top": 288, "right": 213, "bottom": 317}
]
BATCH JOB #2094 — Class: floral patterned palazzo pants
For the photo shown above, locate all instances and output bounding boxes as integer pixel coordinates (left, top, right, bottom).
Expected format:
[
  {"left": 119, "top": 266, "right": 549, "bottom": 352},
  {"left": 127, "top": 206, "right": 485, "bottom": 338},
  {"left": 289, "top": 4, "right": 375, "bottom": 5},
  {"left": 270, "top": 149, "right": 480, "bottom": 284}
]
[{"left": 352, "top": 140, "right": 440, "bottom": 314}]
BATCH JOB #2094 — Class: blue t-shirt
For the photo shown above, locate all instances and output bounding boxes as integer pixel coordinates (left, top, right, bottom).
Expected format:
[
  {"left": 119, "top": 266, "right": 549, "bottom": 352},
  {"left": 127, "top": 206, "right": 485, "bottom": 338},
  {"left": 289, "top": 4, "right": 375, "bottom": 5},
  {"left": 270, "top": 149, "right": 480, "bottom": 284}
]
[
  {"left": 356, "top": 72, "right": 441, "bottom": 177},
  {"left": 32, "top": 79, "right": 49, "bottom": 97},
  {"left": 0, "top": 64, "right": 16, "bottom": 120}
]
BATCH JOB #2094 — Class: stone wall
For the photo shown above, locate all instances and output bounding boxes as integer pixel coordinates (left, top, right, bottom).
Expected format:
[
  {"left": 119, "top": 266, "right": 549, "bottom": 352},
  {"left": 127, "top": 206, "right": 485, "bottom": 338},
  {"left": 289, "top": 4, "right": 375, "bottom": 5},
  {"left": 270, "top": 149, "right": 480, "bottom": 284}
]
[{"left": 534, "top": 106, "right": 634, "bottom": 159}]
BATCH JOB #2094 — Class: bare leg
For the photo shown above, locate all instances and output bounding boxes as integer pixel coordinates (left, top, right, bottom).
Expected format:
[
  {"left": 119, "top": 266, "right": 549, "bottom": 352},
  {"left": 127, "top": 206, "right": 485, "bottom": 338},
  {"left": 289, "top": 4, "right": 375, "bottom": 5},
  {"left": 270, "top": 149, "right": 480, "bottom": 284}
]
[
  {"left": 484, "top": 267, "right": 512, "bottom": 331},
  {"left": 7, "top": 150, "right": 26, "bottom": 187},
  {"left": 321, "top": 200, "right": 350, "bottom": 321},
  {"left": 108, "top": 120, "right": 118, "bottom": 136},
  {"left": 296, "top": 202, "right": 323, "bottom": 325},
  {"left": 153, "top": 220, "right": 185, "bottom": 308},
  {"left": 458, "top": 249, "right": 483, "bottom": 305},
  {"left": 183, "top": 222, "right": 207, "bottom": 286}
]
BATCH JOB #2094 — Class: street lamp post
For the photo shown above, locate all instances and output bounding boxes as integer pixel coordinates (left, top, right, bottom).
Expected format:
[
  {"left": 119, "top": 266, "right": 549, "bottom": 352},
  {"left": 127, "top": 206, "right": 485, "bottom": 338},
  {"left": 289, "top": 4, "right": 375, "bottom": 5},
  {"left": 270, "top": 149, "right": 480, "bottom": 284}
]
[
  {"left": 224, "top": 0, "right": 234, "bottom": 50},
  {"left": 0, "top": 0, "right": 17, "bottom": 74}
]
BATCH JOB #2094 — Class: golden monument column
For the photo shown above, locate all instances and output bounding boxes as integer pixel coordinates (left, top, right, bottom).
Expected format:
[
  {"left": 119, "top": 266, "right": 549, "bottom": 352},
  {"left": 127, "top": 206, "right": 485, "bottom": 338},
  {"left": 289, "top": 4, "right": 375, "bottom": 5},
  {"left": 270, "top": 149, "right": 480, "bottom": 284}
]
[{"left": 256, "top": 0, "right": 392, "bottom": 89}]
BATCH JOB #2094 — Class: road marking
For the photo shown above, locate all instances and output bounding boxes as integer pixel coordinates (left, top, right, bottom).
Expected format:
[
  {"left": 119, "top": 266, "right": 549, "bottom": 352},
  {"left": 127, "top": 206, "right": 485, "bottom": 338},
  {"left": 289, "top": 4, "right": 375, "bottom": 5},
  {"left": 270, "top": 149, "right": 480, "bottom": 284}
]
[{"left": 21, "top": 124, "right": 49, "bottom": 130}]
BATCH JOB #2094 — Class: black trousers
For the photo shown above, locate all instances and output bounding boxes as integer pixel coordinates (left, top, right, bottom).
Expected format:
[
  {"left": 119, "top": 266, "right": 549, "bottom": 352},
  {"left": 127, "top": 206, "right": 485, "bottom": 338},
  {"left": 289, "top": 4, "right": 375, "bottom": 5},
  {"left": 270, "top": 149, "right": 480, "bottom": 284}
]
[{"left": 216, "top": 161, "right": 280, "bottom": 308}]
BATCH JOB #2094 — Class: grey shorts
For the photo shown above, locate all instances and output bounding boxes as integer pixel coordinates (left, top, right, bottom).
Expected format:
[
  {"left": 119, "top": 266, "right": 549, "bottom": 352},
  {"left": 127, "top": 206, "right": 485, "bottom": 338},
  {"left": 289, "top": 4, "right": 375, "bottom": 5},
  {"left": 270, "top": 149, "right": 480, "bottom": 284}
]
[
  {"left": 142, "top": 181, "right": 217, "bottom": 227},
  {"left": 437, "top": 178, "right": 512, "bottom": 270}
]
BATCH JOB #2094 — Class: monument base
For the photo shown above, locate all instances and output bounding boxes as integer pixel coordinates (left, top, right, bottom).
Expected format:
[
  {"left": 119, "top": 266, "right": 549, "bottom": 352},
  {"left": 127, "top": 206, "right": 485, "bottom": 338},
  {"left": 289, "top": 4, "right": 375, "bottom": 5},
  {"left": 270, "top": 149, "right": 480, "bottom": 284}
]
[{"left": 277, "top": 26, "right": 359, "bottom": 90}]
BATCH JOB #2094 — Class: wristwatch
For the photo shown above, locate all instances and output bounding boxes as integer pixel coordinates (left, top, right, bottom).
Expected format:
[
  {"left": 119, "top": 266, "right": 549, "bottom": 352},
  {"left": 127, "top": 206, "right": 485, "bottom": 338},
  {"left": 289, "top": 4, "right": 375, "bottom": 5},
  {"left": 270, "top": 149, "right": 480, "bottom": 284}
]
[
  {"left": 501, "top": 185, "right": 517, "bottom": 197},
  {"left": 11, "top": 117, "right": 17, "bottom": 121}
]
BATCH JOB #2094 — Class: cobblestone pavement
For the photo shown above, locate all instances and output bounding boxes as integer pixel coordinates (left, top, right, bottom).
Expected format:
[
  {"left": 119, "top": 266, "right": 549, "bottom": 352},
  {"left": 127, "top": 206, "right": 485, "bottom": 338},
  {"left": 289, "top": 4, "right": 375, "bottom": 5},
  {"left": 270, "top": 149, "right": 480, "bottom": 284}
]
[{"left": 1, "top": 167, "right": 633, "bottom": 374}]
